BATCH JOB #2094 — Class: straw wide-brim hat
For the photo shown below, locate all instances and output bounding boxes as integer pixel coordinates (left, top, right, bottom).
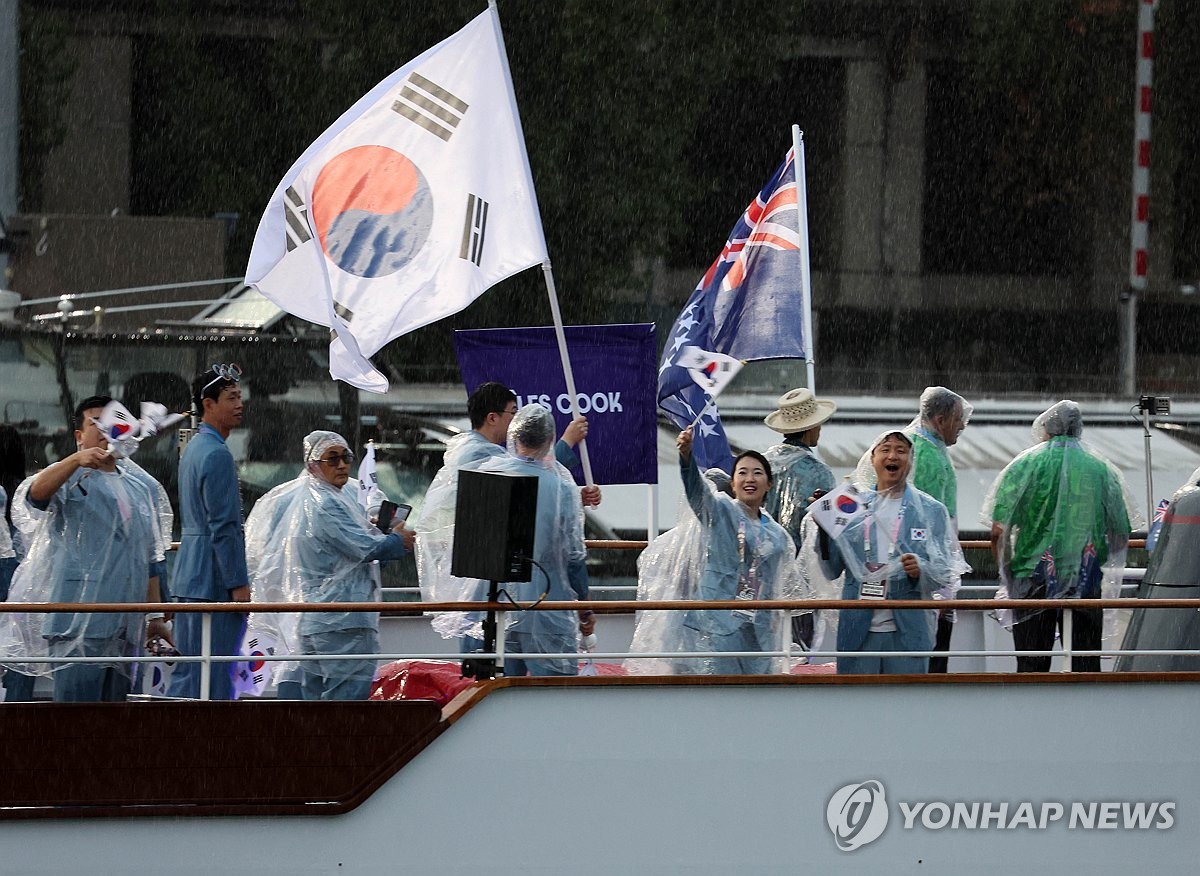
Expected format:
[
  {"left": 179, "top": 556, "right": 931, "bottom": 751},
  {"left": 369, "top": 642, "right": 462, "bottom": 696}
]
[{"left": 764, "top": 388, "right": 837, "bottom": 434}]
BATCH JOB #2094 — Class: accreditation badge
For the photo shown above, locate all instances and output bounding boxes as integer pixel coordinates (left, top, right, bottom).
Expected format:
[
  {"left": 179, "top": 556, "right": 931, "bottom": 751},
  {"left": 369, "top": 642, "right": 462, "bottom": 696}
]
[
  {"left": 860, "top": 581, "right": 887, "bottom": 600},
  {"left": 860, "top": 564, "right": 887, "bottom": 600}
]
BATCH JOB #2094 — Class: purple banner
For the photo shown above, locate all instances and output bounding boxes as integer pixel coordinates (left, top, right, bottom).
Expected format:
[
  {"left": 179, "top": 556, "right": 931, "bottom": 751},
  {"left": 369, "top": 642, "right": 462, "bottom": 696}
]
[{"left": 454, "top": 324, "right": 658, "bottom": 485}]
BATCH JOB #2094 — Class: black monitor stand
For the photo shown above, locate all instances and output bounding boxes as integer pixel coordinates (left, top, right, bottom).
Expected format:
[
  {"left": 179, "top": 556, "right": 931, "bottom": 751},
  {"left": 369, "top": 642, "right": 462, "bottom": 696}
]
[{"left": 461, "top": 580, "right": 500, "bottom": 680}]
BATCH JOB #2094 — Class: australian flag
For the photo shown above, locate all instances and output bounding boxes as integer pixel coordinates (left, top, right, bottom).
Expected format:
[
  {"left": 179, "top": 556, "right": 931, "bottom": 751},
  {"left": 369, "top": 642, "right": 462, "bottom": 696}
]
[
  {"left": 1032, "top": 547, "right": 1059, "bottom": 597},
  {"left": 657, "top": 149, "right": 808, "bottom": 472},
  {"left": 1077, "top": 540, "right": 1102, "bottom": 599},
  {"left": 1146, "top": 498, "right": 1170, "bottom": 552}
]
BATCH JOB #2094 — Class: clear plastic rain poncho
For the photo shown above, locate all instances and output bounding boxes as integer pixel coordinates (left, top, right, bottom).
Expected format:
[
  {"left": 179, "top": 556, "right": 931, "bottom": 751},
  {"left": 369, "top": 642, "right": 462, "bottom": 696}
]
[
  {"left": 670, "top": 450, "right": 805, "bottom": 675},
  {"left": 802, "top": 431, "right": 968, "bottom": 644},
  {"left": 120, "top": 458, "right": 174, "bottom": 568},
  {"left": 902, "top": 387, "right": 973, "bottom": 606},
  {"left": 762, "top": 442, "right": 836, "bottom": 550},
  {"left": 627, "top": 468, "right": 732, "bottom": 675},
  {"left": 413, "top": 427, "right": 510, "bottom": 640},
  {"left": 981, "top": 401, "right": 1140, "bottom": 629},
  {"left": 244, "top": 472, "right": 307, "bottom": 687},
  {"left": 8, "top": 475, "right": 43, "bottom": 548},
  {"left": 477, "top": 405, "right": 588, "bottom": 643},
  {"left": 903, "top": 386, "right": 973, "bottom": 521},
  {"left": 0, "top": 487, "right": 13, "bottom": 563},
  {"left": 0, "top": 465, "right": 159, "bottom": 680},
  {"left": 245, "top": 431, "right": 400, "bottom": 690}
]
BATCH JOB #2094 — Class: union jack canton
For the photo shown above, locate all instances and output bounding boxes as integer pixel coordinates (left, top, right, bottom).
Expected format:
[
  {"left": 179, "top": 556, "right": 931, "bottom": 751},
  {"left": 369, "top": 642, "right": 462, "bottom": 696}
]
[{"left": 657, "top": 148, "right": 808, "bottom": 472}]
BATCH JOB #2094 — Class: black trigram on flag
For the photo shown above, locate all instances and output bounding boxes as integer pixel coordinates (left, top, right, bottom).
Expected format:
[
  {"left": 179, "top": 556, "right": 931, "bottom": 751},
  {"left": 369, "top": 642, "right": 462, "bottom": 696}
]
[
  {"left": 284, "top": 186, "right": 312, "bottom": 252},
  {"left": 391, "top": 71, "right": 469, "bottom": 141},
  {"left": 459, "top": 194, "right": 489, "bottom": 266}
]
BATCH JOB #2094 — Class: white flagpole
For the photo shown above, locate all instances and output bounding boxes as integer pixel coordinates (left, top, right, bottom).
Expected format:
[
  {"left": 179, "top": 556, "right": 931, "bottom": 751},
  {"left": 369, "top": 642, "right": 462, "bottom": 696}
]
[
  {"left": 541, "top": 262, "right": 595, "bottom": 486},
  {"left": 688, "top": 397, "right": 716, "bottom": 431},
  {"left": 489, "top": 0, "right": 594, "bottom": 487},
  {"left": 792, "top": 124, "right": 816, "bottom": 395}
]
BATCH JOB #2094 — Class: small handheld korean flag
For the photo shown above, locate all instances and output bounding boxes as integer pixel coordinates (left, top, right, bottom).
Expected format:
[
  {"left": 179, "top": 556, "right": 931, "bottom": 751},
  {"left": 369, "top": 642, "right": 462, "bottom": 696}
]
[
  {"left": 136, "top": 402, "right": 186, "bottom": 439},
  {"left": 232, "top": 631, "right": 280, "bottom": 700},
  {"left": 809, "top": 483, "right": 870, "bottom": 540},
  {"left": 95, "top": 400, "right": 142, "bottom": 459},
  {"left": 357, "top": 440, "right": 380, "bottom": 511},
  {"left": 677, "top": 346, "right": 744, "bottom": 398}
]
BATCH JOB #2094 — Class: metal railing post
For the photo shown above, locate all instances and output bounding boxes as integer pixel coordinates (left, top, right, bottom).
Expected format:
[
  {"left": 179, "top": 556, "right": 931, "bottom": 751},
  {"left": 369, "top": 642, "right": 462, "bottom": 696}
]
[
  {"left": 1061, "top": 609, "right": 1074, "bottom": 673},
  {"left": 496, "top": 609, "right": 506, "bottom": 673},
  {"left": 779, "top": 609, "right": 791, "bottom": 666},
  {"left": 200, "top": 612, "right": 213, "bottom": 700}
]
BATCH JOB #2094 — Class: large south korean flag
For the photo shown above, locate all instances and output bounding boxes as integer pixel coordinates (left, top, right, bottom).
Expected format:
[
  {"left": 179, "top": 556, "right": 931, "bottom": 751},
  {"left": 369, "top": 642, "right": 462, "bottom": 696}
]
[{"left": 246, "top": 9, "right": 547, "bottom": 391}]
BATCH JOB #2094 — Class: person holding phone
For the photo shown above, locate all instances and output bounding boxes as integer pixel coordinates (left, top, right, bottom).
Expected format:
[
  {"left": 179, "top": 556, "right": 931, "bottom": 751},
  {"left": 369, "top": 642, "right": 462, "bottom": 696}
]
[
  {"left": 245, "top": 430, "right": 413, "bottom": 700},
  {"left": 375, "top": 500, "right": 411, "bottom": 534}
]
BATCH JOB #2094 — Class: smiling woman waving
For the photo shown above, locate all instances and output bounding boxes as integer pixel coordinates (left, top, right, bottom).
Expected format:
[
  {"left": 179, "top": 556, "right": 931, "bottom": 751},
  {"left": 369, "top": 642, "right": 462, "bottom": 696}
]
[{"left": 675, "top": 427, "right": 804, "bottom": 674}]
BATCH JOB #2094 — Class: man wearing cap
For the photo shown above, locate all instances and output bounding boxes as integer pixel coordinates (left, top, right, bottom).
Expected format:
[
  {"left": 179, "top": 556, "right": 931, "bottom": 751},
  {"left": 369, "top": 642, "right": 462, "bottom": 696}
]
[
  {"left": 905, "top": 386, "right": 971, "bottom": 673},
  {"left": 169, "top": 365, "right": 249, "bottom": 700},
  {"left": 763, "top": 388, "right": 837, "bottom": 652}
]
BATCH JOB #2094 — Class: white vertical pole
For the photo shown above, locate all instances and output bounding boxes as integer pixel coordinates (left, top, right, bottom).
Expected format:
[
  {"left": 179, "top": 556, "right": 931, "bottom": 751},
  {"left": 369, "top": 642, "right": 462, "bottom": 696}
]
[
  {"left": 792, "top": 125, "right": 816, "bottom": 395},
  {"left": 779, "top": 611, "right": 791, "bottom": 670},
  {"left": 1143, "top": 406, "right": 1155, "bottom": 527},
  {"left": 496, "top": 608, "right": 507, "bottom": 674},
  {"left": 647, "top": 482, "right": 659, "bottom": 542},
  {"left": 1061, "top": 610, "right": 1074, "bottom": 673},
  {"left": 488, "top": 0, "right": 594, "bottom": 488},
  {"left": 200, "top": 613, "right": 213, "bottom": 700},
  {"left": 542, "top": 262, "right": 595, "bottom": 486}
]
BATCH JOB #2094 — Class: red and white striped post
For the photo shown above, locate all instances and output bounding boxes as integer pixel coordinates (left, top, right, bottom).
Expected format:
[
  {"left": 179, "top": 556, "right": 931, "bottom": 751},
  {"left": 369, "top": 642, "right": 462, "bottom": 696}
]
[
  {"left": 1129, "top": 0, "right": 1155, "bottom": 292},
  {"left": 1123, "top": 0, "right": 1156, "bottom": 397}
]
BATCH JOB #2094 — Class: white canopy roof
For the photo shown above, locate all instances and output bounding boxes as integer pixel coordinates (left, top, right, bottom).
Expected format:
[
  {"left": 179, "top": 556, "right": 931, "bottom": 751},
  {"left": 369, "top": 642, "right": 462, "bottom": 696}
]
[
  {"left": 434, "top": 395, "right": 1200, "bottom": 536},
  {"left": 588, "top": 420, "right": 1198, "bottom": 536},
  {"left": 724, "top": 421, "right": 1197, "bottom": 531}
]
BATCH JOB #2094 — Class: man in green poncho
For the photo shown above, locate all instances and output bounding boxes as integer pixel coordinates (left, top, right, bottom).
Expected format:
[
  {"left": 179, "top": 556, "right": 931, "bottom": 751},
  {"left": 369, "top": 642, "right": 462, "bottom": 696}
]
[
  {"left": 985, "top": 401, "right": 1135, "bottom": 673},
  {"left": 906, "top": 386, "right": 971, "bottom": 672}
]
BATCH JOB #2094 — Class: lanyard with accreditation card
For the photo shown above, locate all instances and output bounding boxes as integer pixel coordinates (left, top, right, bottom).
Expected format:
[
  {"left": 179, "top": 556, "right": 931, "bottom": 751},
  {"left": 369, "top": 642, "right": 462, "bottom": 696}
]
[
  {"left": 860, "top": 494, "right": 907, "bottom": 600},
  {"left": 734, "top": 513, "right": 764, "bottom": 617}
]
